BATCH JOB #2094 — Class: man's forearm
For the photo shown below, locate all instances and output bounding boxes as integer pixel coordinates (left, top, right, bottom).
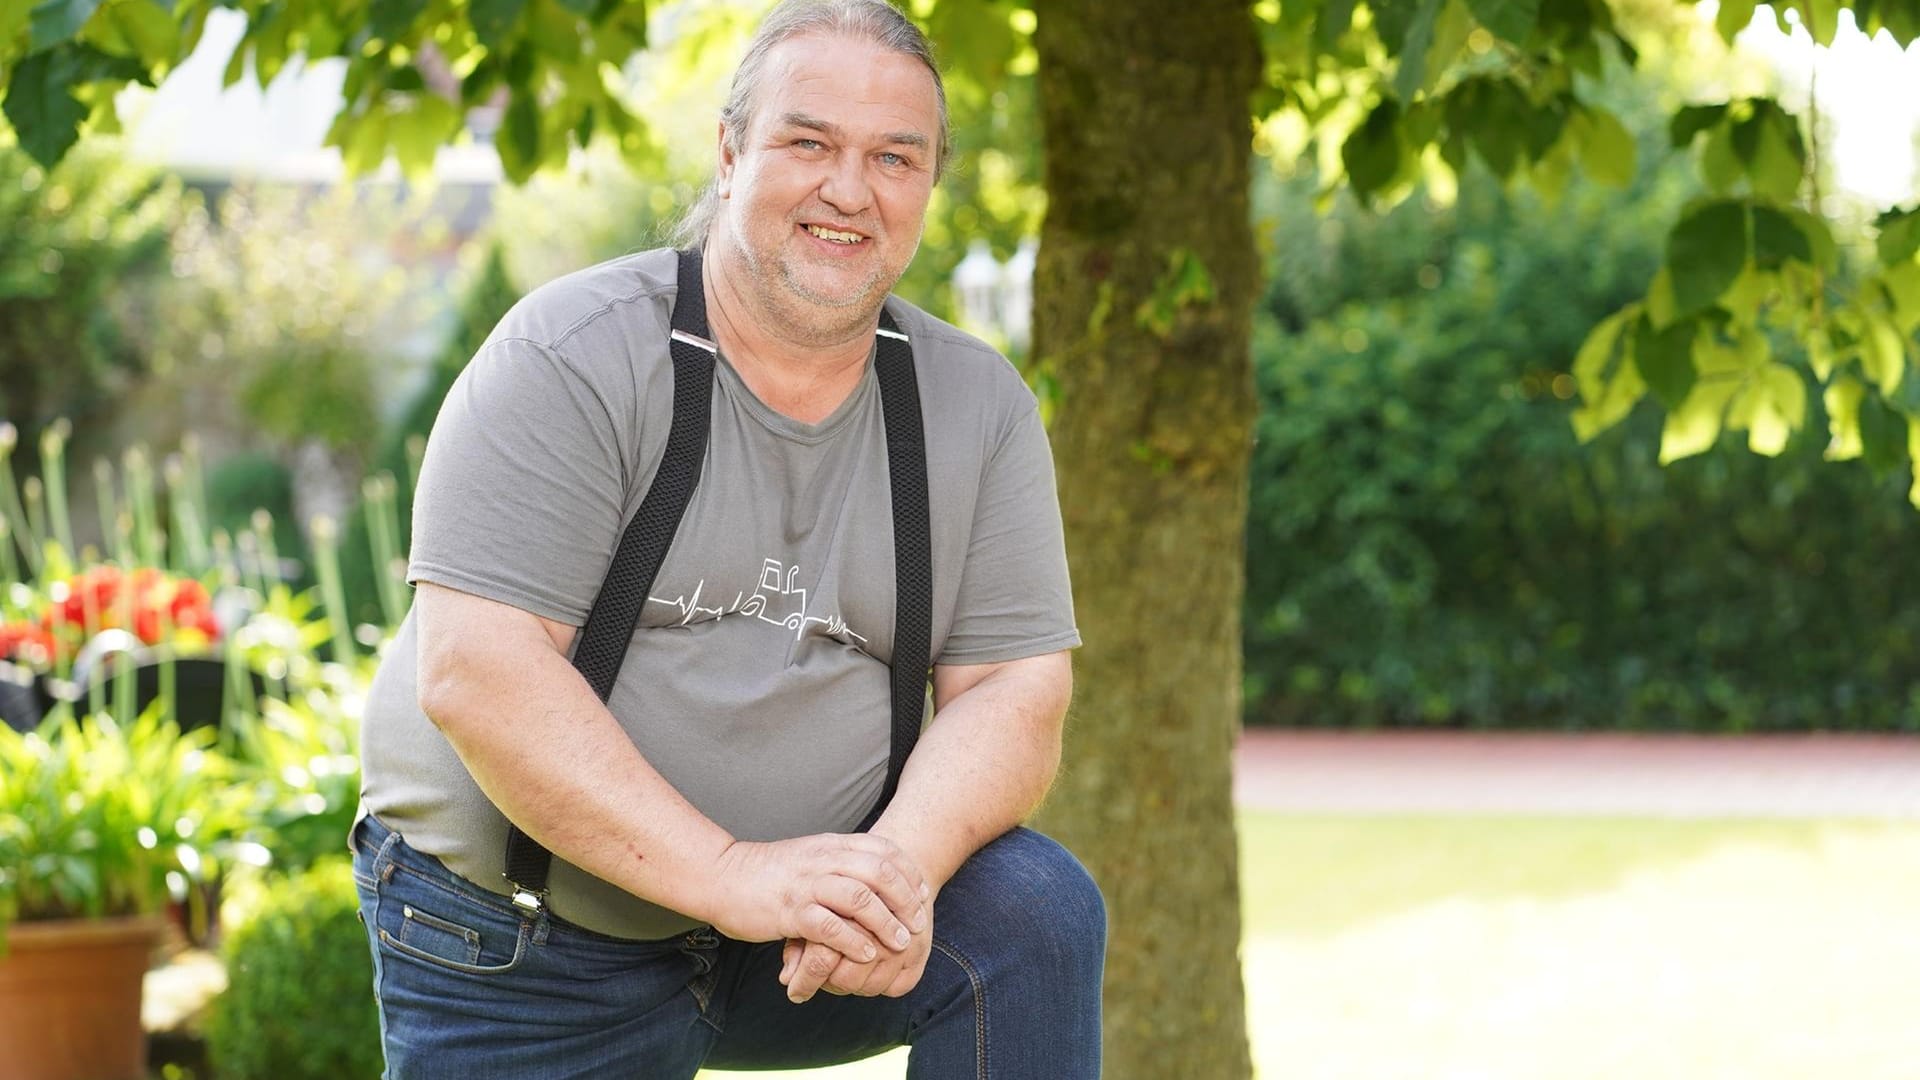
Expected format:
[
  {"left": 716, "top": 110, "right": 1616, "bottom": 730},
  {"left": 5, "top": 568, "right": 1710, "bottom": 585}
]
[
  {"left": 415, "top": 586, "right": 933, "bottom": 960},
  {"left": 868, "top": 652, "right": 1073, "bottom": 890}
]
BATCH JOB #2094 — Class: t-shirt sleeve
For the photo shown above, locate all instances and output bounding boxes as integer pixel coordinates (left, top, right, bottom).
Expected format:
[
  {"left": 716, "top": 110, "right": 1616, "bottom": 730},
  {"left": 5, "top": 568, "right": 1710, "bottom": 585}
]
[
  {"left": 936, "top": 403, "right": 1082, "bottom": 665},
  {"left": 406, "top": 336, "right": 631, "bottom": 626}
]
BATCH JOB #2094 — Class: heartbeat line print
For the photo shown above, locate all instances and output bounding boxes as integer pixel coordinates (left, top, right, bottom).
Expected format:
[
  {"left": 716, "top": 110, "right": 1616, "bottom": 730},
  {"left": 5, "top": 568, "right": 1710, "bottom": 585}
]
[{"left": 647, "top": 557, "right": 867, "bottom": 644}]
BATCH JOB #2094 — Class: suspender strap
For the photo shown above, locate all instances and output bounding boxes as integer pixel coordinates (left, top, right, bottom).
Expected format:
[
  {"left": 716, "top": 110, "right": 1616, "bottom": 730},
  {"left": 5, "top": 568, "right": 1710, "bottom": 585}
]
[
  {"left": 501, "top": 248, "right": 932, "bottom": 913},
  {"left": 862, "top": 315, "right": 931, "bottom": 829},
  {"left": 500, "top": 248, "right": 715, "bottom": 909}
]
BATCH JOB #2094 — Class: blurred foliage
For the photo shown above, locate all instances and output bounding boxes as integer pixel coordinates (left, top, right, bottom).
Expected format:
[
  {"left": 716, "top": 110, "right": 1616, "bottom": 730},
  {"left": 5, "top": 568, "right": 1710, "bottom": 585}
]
[
  {"left": 146, "top": 185, "right": 432, "bottom": 462},
  {"left": 0, "top": 709, "right": 251, "bottom": 924},
  {"left": 0, "top": 138, "right": 183, "bottom": 470},
  {"left": 201, "top": 451, "right": 300, "bottom": 569},
  {"left": 1245, "top": 93, "right": 1920, "bottom": 732},
  {"left": 336, "top": 242, "right": 520, "bottom": 627},
  {"left": 205, "top": 858, "right": 382, "bottom": 1080}
]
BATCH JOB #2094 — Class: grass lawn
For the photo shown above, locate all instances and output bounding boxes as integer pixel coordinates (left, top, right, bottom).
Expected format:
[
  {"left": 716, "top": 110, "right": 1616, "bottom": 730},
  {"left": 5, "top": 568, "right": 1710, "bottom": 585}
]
[{"left": 702, "top": 812, "right": 1920, "bottom": 1079}]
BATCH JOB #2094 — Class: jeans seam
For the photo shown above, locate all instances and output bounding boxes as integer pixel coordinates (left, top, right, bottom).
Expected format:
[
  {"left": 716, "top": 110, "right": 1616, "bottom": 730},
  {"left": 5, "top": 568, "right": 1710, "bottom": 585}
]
[{"left": 931, "top": 938, "right": 988, "bottom": 1080}]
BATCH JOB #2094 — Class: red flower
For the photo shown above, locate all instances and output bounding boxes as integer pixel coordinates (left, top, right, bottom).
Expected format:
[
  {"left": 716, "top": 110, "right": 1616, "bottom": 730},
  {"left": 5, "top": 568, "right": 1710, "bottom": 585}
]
[
  {"left": 27, "top": 566, "right": 224, "bottom": 663},
  {"left": 0, "top": 621, "right": 56, "bottom": 665}
]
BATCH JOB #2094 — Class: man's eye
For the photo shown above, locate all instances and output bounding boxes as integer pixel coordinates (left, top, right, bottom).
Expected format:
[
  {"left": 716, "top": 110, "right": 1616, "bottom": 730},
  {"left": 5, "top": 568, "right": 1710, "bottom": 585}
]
[
  {"left": 794, "top": 138, "right": 824, "bottom": 150},
  {"left": 878, "top": 153, "right": 907, "bottom": 167}
]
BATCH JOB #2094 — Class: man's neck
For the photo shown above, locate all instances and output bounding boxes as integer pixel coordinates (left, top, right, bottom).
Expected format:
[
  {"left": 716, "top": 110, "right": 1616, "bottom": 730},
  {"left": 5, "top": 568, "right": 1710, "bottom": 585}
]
[{"left": 703, "top": 246, "right": 878, "bottom": 425}]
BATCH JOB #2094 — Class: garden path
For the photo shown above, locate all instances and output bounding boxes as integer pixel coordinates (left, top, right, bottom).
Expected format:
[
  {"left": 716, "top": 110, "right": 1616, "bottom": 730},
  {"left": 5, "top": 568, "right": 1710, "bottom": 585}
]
[{"left": 1233, "top": 728, "right": 1920, "bottom": 818}]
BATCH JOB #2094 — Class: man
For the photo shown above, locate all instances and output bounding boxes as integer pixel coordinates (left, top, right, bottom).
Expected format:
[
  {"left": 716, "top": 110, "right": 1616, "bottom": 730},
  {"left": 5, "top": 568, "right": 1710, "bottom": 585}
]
[{"left": 351, "top": 1, "right": 1106, "bottom": 1076}]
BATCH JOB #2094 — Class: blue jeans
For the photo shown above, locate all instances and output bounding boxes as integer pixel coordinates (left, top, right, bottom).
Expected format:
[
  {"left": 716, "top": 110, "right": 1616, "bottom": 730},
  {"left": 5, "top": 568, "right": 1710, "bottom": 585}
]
[{"left": 350, "top": 814, "right": 1106, "bottom": 1078}]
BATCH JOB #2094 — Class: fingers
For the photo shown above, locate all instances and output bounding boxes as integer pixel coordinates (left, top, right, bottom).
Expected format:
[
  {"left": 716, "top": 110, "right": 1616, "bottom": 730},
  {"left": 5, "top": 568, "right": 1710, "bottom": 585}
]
[
  {"left": 813, "top": 874, "right": 916, "bottom": 954},
  {"left": 780, "top": 939, "right": 803, "bottom": 984},
  {"left": 786, "top": 939, "right": 843, "bottom": 1003},
  {"left": 808, "top": 837, "right": 929, "bottom": 938},
  {"left": 797, "top": 901, "right": 886, "bottom": 966}
]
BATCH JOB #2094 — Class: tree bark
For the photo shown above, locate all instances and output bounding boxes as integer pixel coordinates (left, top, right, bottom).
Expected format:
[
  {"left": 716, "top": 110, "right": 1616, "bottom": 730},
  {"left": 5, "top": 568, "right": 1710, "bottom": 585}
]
[{"left": 1030, "top": 2, "right": 1260, "bottom": 1078}]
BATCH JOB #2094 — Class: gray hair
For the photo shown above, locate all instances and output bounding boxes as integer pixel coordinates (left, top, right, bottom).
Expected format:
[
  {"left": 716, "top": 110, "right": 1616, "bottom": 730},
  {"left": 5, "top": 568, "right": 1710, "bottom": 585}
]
[{"left": 668, "top": 0, "right": 950, "bottom": 249}]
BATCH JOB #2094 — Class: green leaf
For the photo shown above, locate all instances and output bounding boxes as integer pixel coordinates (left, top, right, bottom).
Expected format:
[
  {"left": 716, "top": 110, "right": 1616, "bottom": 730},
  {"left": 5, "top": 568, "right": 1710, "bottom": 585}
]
[
  {"left": 1465, "top": 0, "right": 1540, "bottom": 41},
  {"left": 1666, "top": 200, "right": 1749, "bottom": 317},
  {"left": 1825, "top": 377, "right": 1864, "bottom": 460},
  {"left": 388, "top": 94, "right": 460, "bottom": 181},
  {"left": 1726, "top": 362, "right": 1805, "bottom": 456},
  {"left": 1875, "top": 205, "right": 1920, "bottom": 266},
  {"left": 1808, "top": 329, "right": 1838, "bottom": 382},
  {"left": 926, "top": 0, "right": 1020, "bottom": 101},
  {"left": 1909, "top": 424, "right": 1920, "bottom": 508},
  {"left": 1633, "top": 313, "right": 1698, "bottom": 409},
  {"left": 1715, "top": 0, "right": 1757, "bottom": 40},
  {"left": 553, "top": 0, "right": 598, "bottom": 15},
  {"left": 106, "top": 0, "right": 178, "bottom": 65},
  {"left": 1859, "top": 391, "right": 1909, "bottom": 475},
  {"left": 1802, "top": 0, "right": 1839, "bottom": 43},
  {"left": 1658, "top": 371, "right": 1742, "bottom": 464},
  {"left": 1883, "top": 261, "right": 1920, "bottom": 333},
  {"left": 1751, "top": 204, "right": 1811, "bottom": 269},
  {"left": 1891, "top": 364, "right": 1920, "bottom": 418},
  {"left": 335, "top": 105, "right": 390, "bottom": 175},
  {"left": 1449, "top": 77, "right": 1532, "bottom": 178},
  {"left": 1734, "top": 101, "right": 1804, "bottom": 201},
  {"left": 1785, "top": 207, "right": 1838, "bottom": 272},
  {"left": 1317, "top": 0, "right": 1359, "bottom": 46},
  {"left": 1860, "top": 311, "right": 1906, "bottom": 395},
  {"left": 1371, "top": 0, "right": 1422, "bottom": 49},
  {"left": 1670, "top": 103, "right": 1727, "bottom": 147},
  {"left": 1342, "top": 98, "right": 1403, "bottom": 197},
  {"left": 1570, "top": 305, "right": 1643, "bottom": 440},
  {"left": 1700, "top": 122, "right": 1741, "bottom": 193},
  {"left": 1571, "top": 104, "right": 1635, "bottom": 188},
  {"left": 1393, "top": 0, "right": 1445, "bottom": 100},
  {"left": 495, "top": 90, "right": 542, "bottom": 183},
  {"left": 0, "top": 2, "right": 27, "bottom": 48},
  {"left": 222, "top": 32, "right": 246, "bottom": 87},
  {"left": 471, "top": 0, "right": 528, "bottom": 52},
  {"left": 1422, "top": 0, "right": 1474, "bottom": 87},
  {"left": 30, "top": 0, "right": 101, "bottom": 52},
  {"left": 1645, "top": 265, "right": 1679, "bottom": 328},
  {"left": 369, "top": 0, "right": 426, "bottom": 43},
  {"left": 3, "top": 48, "right": 89, "bottom": 167}
]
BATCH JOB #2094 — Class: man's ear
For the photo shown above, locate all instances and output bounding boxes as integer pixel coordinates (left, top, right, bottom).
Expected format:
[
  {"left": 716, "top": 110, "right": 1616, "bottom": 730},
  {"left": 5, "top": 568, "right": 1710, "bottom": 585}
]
[{"left": 716, "top": 121, "right": 736, "bottom": 199}]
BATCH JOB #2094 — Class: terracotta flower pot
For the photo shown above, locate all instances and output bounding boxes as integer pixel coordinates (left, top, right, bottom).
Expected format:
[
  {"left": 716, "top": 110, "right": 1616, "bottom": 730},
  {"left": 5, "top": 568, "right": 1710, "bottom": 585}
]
[{"left": 0, "top": 914, "right": 168, "bottom": 1080}]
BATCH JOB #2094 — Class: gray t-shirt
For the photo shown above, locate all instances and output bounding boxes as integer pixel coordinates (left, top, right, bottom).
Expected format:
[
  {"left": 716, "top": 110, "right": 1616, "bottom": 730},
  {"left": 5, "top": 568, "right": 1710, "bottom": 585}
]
[{"left": 359, "top": 248, "right": 1079, "bottom": 940}]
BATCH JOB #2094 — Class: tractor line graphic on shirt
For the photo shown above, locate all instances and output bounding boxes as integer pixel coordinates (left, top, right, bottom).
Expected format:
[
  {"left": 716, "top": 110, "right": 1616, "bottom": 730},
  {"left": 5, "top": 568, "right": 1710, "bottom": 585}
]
[{"left": 647, "top": 557, "right": 866, "bottom": 644}]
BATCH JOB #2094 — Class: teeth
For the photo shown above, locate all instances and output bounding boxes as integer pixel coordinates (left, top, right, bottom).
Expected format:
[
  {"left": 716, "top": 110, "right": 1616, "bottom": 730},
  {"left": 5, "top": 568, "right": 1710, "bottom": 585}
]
[{"left": 805, "top": 224, "right": 865, "bottom": 244}]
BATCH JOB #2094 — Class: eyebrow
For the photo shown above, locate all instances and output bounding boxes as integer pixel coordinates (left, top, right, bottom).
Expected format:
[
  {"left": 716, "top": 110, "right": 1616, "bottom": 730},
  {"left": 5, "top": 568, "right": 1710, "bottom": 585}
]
[{"left": 778, "top": 111, "right": 931, "bottom": 152}]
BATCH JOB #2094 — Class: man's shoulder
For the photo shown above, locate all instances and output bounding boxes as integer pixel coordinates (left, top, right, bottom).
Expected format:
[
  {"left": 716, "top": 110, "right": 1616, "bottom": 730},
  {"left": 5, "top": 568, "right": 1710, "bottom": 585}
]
[
  {"left": 486, "top": 247, "right": 681, "bottom": 359},
  {"left": 882, "top": 294, "right": 1037, "bottom": 413}
]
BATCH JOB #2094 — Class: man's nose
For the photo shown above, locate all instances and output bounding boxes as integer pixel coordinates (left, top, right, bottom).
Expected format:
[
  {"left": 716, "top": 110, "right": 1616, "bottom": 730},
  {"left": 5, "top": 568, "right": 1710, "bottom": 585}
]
[{"left": 817, "top": 151, "right": 873, "bottom": 216}]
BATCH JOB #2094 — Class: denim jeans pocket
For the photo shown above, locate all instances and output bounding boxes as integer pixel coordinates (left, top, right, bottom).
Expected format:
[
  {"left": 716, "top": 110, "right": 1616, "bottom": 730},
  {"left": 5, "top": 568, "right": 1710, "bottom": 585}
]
[{"left": 374, "top": 863, "right": 531, "bottom": 976}]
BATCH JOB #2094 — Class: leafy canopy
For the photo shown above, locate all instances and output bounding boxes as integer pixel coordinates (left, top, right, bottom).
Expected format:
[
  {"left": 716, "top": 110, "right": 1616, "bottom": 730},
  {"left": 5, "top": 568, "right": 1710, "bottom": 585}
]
[{"left": 6, "top": 0, "right": 1920, "bottom": 498}]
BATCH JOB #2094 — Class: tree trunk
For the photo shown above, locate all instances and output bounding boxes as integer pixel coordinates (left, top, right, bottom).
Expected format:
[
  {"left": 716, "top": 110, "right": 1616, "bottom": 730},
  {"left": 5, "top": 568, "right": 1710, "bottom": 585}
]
[{"left": 1030, "top": 2, "right": 1260, "bottom": 1078}]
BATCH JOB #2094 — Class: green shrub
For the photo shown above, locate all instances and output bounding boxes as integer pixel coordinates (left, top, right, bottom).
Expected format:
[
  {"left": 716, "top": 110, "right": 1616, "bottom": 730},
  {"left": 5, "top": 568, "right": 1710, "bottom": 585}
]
[
  {"left": 1244, "top": 105, "right": 1920, "bottom": 732},
  {"left": 206, "top": 859, "right": 382, "bottom": 1080},
  {"left": 0, "top": 140, "right": 185, "bottom": 473}
]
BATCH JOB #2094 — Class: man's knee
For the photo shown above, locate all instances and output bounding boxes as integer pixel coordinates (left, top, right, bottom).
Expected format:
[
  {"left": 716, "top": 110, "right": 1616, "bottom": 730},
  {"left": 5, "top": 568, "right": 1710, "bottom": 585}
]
[{"left": 957, "top": 828, "right": 1106, "bottom": 976}]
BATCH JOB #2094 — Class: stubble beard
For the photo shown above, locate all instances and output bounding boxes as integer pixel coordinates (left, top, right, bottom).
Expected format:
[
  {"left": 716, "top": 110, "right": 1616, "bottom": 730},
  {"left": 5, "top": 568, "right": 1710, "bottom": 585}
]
[{"left": 736, "top": 219, "right": 920, "bottom": 348}]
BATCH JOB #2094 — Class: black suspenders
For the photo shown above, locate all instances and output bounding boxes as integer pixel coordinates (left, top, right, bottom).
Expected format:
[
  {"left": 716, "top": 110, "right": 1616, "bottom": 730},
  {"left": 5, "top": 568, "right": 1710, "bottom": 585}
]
[{"left": 500, "top": 247, "right": 933, "bottom": 915}]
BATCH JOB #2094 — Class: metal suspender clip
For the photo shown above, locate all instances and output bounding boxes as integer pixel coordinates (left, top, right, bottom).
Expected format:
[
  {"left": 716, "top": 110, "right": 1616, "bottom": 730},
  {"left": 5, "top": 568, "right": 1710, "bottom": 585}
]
[{"left": 507, "top": 881, "right": 547, "bottom": 915}]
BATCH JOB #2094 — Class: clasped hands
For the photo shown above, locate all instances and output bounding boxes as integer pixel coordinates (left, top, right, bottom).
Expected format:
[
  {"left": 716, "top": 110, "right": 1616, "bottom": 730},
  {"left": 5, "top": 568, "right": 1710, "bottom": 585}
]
[{"left": 709, "top": 832, "right": 936, "bottom": 1004}]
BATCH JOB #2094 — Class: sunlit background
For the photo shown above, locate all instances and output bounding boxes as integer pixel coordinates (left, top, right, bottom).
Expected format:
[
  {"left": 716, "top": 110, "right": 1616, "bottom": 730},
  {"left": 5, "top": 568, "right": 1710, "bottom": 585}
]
[{"left": 5, "top": 0, "right": 1920, "bottom": 1076}]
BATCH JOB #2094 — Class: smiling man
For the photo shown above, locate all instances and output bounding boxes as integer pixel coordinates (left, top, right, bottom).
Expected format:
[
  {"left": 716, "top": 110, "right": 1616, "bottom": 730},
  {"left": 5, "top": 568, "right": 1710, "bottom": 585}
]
[{"left": 350, "top": 2, "right": 1105, "bottom": 1077}]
